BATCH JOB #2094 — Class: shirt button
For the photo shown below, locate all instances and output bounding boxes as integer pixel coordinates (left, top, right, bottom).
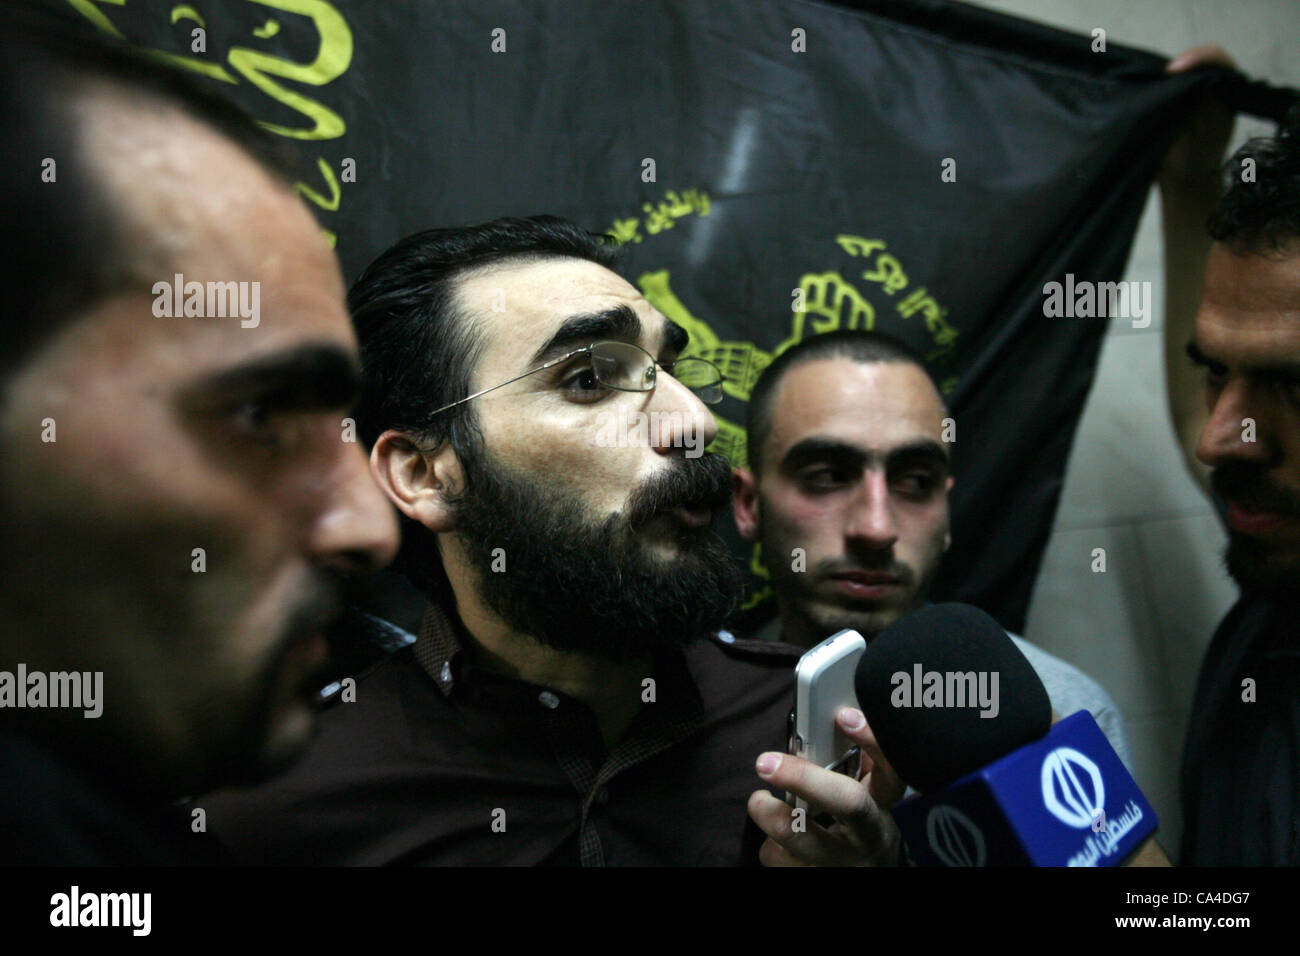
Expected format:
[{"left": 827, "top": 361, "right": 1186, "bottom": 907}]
[
  {"left": 595, "top": 787, "right": 610, "bottom": 805},
  {"left": 439, "top": 661, "right": 452, "bottom": 683},
  {"left": 539, "top": 691, "right": 560, "bottom": 709}
]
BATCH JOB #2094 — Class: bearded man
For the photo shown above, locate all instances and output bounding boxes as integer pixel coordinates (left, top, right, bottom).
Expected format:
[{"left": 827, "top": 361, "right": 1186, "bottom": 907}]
[{"left": 199, "top": 216, "right": 802, "bottom": 865}]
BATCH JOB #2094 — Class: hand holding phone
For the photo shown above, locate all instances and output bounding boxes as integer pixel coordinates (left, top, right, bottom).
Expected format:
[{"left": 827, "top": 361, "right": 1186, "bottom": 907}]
[{"left": 787, "top": 629, "right": 866, "bottom": 813}]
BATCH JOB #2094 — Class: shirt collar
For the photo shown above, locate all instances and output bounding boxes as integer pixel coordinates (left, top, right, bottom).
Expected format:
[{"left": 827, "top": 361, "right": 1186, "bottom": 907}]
[
  {"left": 410, "top": 599, "right": 713, "bottom": 718},
  {"left": 413, "top": 600, "right": 465, "bottom": 695}
]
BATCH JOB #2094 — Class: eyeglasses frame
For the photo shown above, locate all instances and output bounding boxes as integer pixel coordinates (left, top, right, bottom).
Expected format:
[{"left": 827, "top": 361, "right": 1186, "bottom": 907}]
[{"left": 426, "top": 339, "right": 725, "bottom": 418}]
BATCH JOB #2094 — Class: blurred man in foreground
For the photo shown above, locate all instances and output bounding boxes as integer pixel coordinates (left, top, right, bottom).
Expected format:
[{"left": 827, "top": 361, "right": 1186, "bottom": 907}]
[{"left": 0, "top": 14, "right": 398, "bottom": 864}]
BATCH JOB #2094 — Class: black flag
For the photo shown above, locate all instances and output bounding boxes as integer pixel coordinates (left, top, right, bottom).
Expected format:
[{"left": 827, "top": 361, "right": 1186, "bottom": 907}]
[{"left": 65, "top": 0, "right": 1274, "bottom": 630}]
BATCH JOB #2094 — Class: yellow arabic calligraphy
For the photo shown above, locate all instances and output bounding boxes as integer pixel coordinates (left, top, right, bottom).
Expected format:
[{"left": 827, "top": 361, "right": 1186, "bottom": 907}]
[
  {"left": 64, "top": 0, "right": 352, "bottom": 247},
  {"left": 606, "top": 188, "right": 711, "bottom": 245}
]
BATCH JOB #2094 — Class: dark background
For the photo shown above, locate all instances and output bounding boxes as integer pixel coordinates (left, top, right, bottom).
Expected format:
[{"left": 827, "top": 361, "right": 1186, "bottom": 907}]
[{"left": 61, "top": 0, "right": 1237, "bottom": 632}]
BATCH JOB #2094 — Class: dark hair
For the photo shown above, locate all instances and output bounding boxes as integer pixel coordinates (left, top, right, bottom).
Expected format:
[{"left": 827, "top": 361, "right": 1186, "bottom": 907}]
[
  {"left": 347, "top": 214, "right": 620, "bottom": 596},
  {"left": 0, "top": 2, "right": 301, "bottom": 379},
  {"left": 745, "top": 329, "right": 937, "bottom": 477},
  {"left": 1208, "top": 104, "right": 1300, "bottom": 254}
]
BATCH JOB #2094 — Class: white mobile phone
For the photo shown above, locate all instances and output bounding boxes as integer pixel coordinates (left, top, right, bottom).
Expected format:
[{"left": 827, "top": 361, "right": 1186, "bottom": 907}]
[{"left": 787, "top": 629, "right": 867, "bottom": 813}]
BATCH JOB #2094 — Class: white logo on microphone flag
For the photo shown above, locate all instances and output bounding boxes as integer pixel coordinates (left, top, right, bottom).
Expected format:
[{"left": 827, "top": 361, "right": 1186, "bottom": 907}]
[
  {"left": 926, "top": 804, "right": 987, "bottom": 867},
  {"left": 1041, "top": 746, "right": 1105, "bottom": 829}
]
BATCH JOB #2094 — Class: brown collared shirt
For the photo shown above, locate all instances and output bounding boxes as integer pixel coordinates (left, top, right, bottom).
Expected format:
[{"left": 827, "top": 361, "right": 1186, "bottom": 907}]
[{"left": 199, "top": 602, "right": 800, "bottom": 865}]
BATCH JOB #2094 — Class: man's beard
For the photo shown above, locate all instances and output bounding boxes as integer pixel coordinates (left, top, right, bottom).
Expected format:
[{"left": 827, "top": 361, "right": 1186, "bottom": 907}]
[
  {"left": 198, "top": 574, "right": 350, "bottom": 793},
  {"left": 1213, "top": 461, "right": 1300, "bottom": 597},
  {"left": 450, "top": 448, "right": 745, "bottom": 660}
]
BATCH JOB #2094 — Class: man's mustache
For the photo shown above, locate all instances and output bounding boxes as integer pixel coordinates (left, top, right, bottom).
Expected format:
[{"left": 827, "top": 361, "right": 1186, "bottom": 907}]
[
  {"left": 282, "top": 567, "right": 372, "bottom": 654},
  {"left": 625, "top": 452, "right": 733, "bottom": 529},
  {"left": 813, "top": 558, "right": 917, "bottom": 589},
  {"left": 1211, "top": 462, "right": 1300, "bottom": 515}
]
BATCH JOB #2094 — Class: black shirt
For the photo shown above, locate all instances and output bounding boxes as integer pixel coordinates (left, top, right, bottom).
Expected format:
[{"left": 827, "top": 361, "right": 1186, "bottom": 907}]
[
  {"left": 199, "top": 602, "right": 801, "bottom": 865},
  {"left": 0, "top": 729, "right": 227, "bottom": 866},
  {"left": 1181, "top": 592, "right": 1300, "bottom": 865}
]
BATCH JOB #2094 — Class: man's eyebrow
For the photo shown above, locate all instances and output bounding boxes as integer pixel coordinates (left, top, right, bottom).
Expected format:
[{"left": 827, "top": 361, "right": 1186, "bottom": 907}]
[
  {"left": 186, "top": 343, "right": 360, "bottom": 407},
  {"left": 780, "top": 436, "right": 949, "bottom": 473},
  {"left": 662, "top": 318, "right": 688, "bottom": 357},
  {"left": 885, "top": 440, "right": 951, "bottom": 469},
  {"left": 780, "top": 437, "right": 870, "bottom": 472},
  {"left": 1187, "top": 339, "right": 1300, "bottom": 378},
  {"left": 529, "top": 305, "right": 642, "bottom": 367}
]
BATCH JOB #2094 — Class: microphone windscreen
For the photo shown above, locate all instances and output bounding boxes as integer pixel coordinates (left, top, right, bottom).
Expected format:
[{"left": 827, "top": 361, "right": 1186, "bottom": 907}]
[{"left": 854, "top": 603, "right": 1051, "bottom": 792}]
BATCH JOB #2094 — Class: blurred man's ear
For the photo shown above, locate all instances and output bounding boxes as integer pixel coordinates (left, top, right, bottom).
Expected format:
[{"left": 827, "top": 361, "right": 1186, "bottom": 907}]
[
  {"left": 733, "top": 467, "right": 761, "bottom": 542},
  {"left": 370, "top": 430, "right": 461, "bottom": 534},
  {"left": 943, "top": 474, "right": 955, "bottom": 551}
]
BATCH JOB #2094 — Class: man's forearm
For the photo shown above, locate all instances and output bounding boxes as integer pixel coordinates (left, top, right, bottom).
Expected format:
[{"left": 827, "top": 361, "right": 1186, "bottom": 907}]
[
  {"left": 1157, "top": 49, "right": 1236, "bottom": 495},
  {"left": 1159, "top": 172, "right": 1220, "bottom": 494}
]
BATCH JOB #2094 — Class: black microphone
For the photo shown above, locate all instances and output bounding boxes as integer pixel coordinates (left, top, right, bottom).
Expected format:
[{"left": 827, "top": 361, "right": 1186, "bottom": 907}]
[
  {"left": 855, "top": 603, "right": 1156, "bottom": 866},
  {"left": 855, "top": 603, "right": 1051, "bottom": 792}
]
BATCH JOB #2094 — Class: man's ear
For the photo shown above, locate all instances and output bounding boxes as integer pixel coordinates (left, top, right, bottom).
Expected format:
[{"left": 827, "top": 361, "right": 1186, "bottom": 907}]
[
  {"left": 943, "top": 474, "right": 955, "bottom": 552},
  {"left": 370, "top": 429, "right": 460, "bottom": 534},
  {"left": 732, "top": 467, "right": 761, "bottom": 542}
]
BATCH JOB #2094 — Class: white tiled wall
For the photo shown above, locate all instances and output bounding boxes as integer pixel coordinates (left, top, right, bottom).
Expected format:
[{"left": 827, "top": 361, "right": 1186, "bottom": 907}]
[{"left": 967, "top": 0, "right": 1298, "bottom": 859}]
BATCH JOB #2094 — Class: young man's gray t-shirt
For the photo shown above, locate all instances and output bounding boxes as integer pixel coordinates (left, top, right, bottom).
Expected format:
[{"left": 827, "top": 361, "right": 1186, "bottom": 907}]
[
  {"left": 1006, "top": 634, "right": 1131, "bottom": 771},
  {"left": 749, "top": 619, "right": 1132, "bottom": 772}
]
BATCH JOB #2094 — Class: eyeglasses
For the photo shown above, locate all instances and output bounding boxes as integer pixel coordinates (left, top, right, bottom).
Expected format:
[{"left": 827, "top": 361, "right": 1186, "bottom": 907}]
[{"left": 428, "top": 340, "right": 725, "bottom": 417}]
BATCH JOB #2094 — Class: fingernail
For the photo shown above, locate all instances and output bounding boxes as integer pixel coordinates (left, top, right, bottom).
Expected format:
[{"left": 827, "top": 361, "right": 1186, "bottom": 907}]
[
  {"left": 756, "top": 753, "right": 782, "bottom": 776},
  {"left": 839, "top": 707, "right": 865, "bottom": 731}
]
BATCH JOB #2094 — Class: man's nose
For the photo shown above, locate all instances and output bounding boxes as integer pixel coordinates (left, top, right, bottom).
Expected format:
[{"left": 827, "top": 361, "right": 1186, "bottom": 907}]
[
  {"left": 1195, "top": 378, "right": 1274, "bottom": 469},
  {"left": 646, "top": 369, "right": 718, "bottom": 455},
  {"left": 306, "top": 445, "right": 401, "bottom": 575},
  {"left": 845, "top": 471, "right": 898, "bottom": 550}
]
